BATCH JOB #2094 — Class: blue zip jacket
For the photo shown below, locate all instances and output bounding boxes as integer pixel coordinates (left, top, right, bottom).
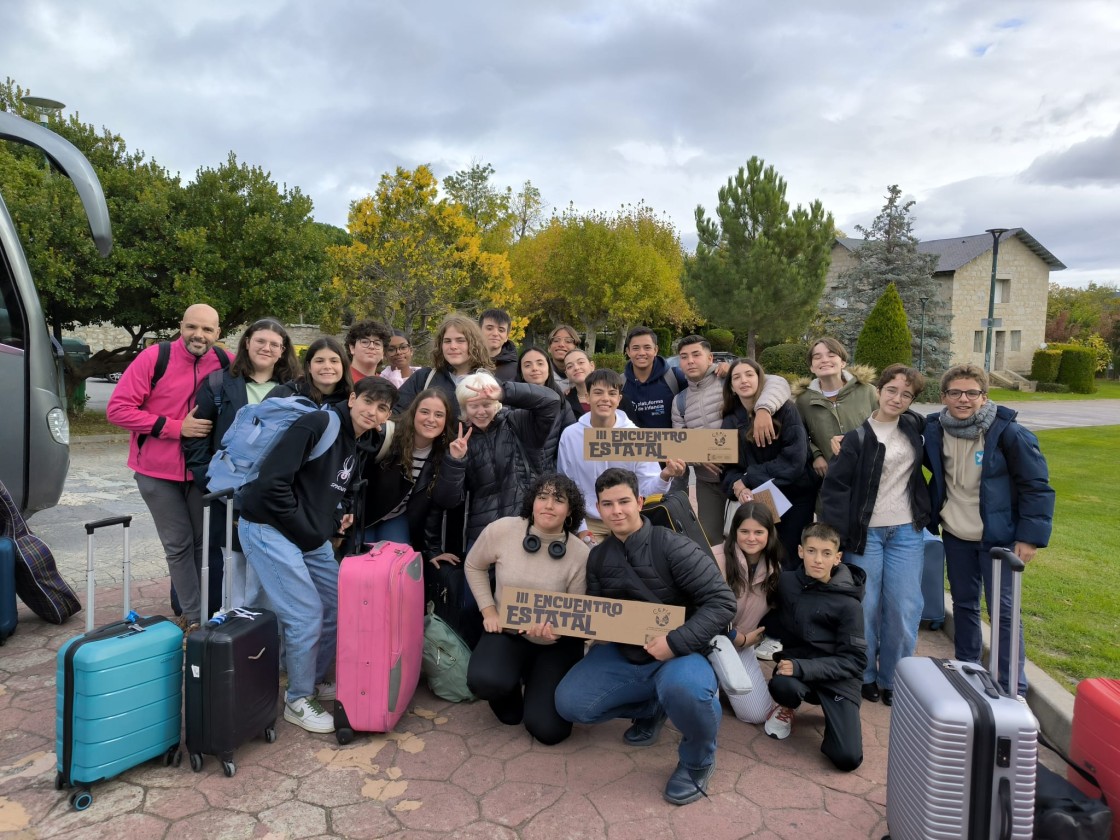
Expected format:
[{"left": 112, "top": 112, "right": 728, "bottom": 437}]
[
  {"left": 924, "top": 405, "right": 1054, "bottom": 549},
  {"left": 622, "top": 356, "right": 687, "bottom": 429}
]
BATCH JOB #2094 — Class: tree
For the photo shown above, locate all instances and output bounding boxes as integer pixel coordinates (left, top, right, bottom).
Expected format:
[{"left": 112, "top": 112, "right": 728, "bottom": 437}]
[
  {"left": 509, "top": 202, "right": 696, "bottom": 353},
  {"left": 854, "top": 282, "right": 913, "bottom": 373},
  {"left": 829, "top": 185, "right": 946, "bottom": 369},
  {"left": 683, "top": 157, "right": 835, "bottom": 358},
  {"left": 442, "top": 161, "right": 513, "bottom": 253},
  {"left": 330, "top": 165, "right": 513, "bottom": 347},
  {"left": 510, "top": 180, "right": 545, "bottom": 242}
]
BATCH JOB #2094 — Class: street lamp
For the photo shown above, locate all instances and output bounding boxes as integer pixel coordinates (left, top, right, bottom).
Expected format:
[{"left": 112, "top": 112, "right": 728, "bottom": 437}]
[
  {"left": 983, "top": 228, "right": 1009, "bottom": 373},
  {"left": 918, "top": 296, "right": 929, "bottom": 370},
  {"left": 19, "top": 96, "right": 66, "bottom": 124}
]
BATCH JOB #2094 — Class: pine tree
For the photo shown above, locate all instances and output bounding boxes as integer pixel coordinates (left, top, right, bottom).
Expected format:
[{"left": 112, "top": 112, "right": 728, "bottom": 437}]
[
  {"left": 829, "top": 186, "right": 948, "bottom": 370},
  {"left": 855, "top": 283, "right": 913, "bottom": 373}
]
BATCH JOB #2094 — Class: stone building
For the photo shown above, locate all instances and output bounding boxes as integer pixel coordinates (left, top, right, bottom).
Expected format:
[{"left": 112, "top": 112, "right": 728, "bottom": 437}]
[{"left": 824, "top": 228, "right": 1065, "bottom": 374}]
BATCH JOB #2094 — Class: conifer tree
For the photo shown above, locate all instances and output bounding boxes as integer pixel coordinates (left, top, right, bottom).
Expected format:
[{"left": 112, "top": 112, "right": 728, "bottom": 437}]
[{"left": 855, "top": 283, "right": 913, "bottom": 373}]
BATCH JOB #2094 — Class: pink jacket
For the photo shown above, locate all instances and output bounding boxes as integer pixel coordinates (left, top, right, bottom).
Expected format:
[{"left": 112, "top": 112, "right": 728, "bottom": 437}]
[
  {"left": 106, "top": 341, "right": 231, "bottom": 482},
  {"left": 713, "top": 543, "right": 773, "bottom": 639}
]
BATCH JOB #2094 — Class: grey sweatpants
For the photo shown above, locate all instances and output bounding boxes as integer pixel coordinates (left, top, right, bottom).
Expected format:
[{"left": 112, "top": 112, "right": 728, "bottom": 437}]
[{"left": 135, "top": 473, "right": 204, "bottom": 622}]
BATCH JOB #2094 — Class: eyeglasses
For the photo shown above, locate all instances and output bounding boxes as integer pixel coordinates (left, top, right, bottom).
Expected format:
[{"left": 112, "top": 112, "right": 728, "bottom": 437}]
[
  {"left": 944, "top": 389, "right": 986, "bottom": 400},
  {"left": 356, "top": 338, "right": 383, "bottom": 349},
  {"left": 387, "top": 343, "right": 410, "bottom": 353},
  {"left": 249, "top": 338, "right": 283, "bottom": 352}
]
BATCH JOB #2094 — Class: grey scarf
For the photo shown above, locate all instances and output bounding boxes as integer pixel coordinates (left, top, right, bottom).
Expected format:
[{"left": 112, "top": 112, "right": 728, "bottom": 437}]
[{"left": 938, "top": 399, "right": 997, "bottom": 440}]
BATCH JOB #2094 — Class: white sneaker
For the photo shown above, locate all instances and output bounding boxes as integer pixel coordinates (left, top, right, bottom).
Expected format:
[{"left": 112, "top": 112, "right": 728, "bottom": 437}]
[
  {"left": 314, "top": 682, "right": 336, "bottom": 702},
  {"left": 284, "top": 696, "right": 335, "bottom": 734},
  {"left": 755, "top": 636, "right": 783, "bottom": 661},
  {"left": 764, "top": 705, "right": 794, "bottom": 740}
]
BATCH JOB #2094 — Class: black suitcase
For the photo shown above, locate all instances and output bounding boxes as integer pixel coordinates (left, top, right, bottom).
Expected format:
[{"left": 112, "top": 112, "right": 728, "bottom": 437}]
[
  {"left": 185, "top": 490, "right": 280, "bottom": 777},
  {"left": 641, "top": 491, "right": 715, "bottom": 560},
  {"left": 920, "top": 529, "right": 946, "bottom": 630}
]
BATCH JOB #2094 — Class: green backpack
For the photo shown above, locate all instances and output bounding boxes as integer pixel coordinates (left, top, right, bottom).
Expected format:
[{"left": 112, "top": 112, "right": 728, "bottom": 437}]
[{"left": 421, "top": 605, "right": 476, "bottom": 703}]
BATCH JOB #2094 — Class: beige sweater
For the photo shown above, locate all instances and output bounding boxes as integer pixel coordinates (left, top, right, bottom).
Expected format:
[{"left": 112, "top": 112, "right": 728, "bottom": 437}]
[{"left": 940, "top": 432, "right": 985, "bottom": 541}]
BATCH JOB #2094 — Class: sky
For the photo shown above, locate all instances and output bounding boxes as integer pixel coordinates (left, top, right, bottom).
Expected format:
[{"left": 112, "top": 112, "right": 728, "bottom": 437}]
[{"left": 3, "top": 0, "right": 1118, "bottom": 288}]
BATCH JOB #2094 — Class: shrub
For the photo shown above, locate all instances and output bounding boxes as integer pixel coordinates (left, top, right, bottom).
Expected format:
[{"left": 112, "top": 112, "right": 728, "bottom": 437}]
[
  {"left": 854, "top": 283, "right": 913, "bottom": 372},
  {"left": 1030, "top": 349, "right": 1062, "bottom": 383},
  {"left": 758, "top": 343, "right": 811, "bottom": 377},
  {"left": 1036, "top": 382, "right": 1071, "bottom": 393},
  {"left": 654, "top": 327, "right": 673, "bottom": 354},
  {"left": 591, "top": 352, "right": 627, "bottom": 373},
  {"left": 704, "top": 328, "right": 735, "bottom": 353},
  {"left": 916, "top": 376, "right": 943, "bottom": 404},
  {"left": 1056, "top": 346, "right": 1097, "bottom": 394}
]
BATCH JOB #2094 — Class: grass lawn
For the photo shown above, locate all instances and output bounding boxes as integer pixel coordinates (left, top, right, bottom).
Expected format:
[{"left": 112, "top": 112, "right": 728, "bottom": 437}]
[
  {"left": 991, "top": 378, "right": 1120, "bottom": 402},
  {"left": 69, "top": 410, "right": 119, "bottom": 437},
  {"left": 1022, "top": 425, "right": 1120, "bottom": 688}
]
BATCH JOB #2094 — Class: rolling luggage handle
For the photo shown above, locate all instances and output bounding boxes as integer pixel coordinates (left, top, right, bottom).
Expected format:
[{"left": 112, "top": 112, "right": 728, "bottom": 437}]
[
  {"left": 201, "top": 489, "right": 235, "bottom": 623},
  {"left": 82, "top": 515, "right": 133, "bottom": 633},
  {"left": 989, "top": 546, "right": 1026, "bottom": 698}
]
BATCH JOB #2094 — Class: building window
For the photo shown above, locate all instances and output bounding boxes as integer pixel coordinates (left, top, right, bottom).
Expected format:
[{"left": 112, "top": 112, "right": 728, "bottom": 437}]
[
  {"left": 1010, "top": 330, "right": 1021, "bottom": 351},
  {"left": 973, "top": 330, "right": 984, "bottom": 353},
  {"left": 995, "top": 278, "right": 1011, "bottom": 303}
]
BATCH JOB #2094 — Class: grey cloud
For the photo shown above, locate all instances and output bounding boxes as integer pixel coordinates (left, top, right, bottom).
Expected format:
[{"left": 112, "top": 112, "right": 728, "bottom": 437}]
[{"left": 1022, "top": 124, "right": 1120, "bottom": 186}]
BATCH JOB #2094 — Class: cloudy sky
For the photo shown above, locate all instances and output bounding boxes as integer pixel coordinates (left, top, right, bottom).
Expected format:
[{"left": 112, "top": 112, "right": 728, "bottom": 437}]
[{"left": 3, "top": 0, "right": 1118, "bottom": 287}]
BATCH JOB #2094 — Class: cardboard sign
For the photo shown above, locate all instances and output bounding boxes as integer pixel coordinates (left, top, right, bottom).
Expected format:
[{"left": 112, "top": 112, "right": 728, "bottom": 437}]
[
  {"left": 583, "top": 427, "right": 737, "bottom": 463},
  {"left": 498, "top": 587, "right": 686, "bottom": 646}
]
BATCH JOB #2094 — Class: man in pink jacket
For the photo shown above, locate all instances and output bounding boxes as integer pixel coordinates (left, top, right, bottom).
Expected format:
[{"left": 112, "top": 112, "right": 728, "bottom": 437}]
[{"left": 107, "top": 303, "right": 229, "bottom": 629}]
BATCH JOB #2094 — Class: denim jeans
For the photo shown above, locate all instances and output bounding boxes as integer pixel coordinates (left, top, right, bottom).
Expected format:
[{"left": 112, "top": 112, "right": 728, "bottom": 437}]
[
  {"left": 238, "top": 521, "right": 339, "bottom": 703},
  {"left": 943, "top": 531, "right": 1027, "bottom": 696},
  {"left": 363, "top": 514, "right": 411, "bottom": 547},
  {"left": 555, "top": 642, "right": 720, "bottom": 771},
  {"left": 845, "top": 524, "right": 924, "bottom": 690}
]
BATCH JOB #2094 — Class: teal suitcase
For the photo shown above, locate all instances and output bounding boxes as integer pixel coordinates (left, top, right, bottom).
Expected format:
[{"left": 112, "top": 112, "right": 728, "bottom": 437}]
[{"left": 54, "top": 516, "right": 183, "bottom": 810}]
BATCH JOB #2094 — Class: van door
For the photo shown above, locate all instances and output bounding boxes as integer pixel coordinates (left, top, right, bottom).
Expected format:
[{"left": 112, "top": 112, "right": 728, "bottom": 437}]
[{"left": 0, "top": 111, "right": 112, "bottom": 514}]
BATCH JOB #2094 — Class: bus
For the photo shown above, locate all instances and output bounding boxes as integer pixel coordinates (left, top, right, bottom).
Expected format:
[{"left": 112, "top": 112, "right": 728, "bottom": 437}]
[{"left": 0, "top": 111, "right": 112, "bottom": 515}]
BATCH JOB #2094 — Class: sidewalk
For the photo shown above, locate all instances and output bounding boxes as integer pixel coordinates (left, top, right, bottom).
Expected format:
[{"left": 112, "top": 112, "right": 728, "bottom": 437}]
[{"left": 0, "top": 579, "right": 960, "bottom": 839}]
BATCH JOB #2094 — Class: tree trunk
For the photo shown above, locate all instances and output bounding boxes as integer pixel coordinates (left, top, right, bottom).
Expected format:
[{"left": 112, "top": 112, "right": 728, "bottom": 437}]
[
  {"left": 582, "top": 320, "right": 603, "bottom": 356},
  {"left": 615, "top": 324, "right": 631, "bottom": 354},
  {"left": 746, "top": 328, "right": 757, "bottom": 360}
]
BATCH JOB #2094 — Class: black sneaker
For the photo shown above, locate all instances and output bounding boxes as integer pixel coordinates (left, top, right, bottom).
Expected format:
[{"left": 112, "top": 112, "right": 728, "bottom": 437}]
[
  {"left": 861, "top": 682, "right": 881, "bottom": 703},
  {"left": 663, "top": 760, "right": 715, "bottom": 806},
  {"left": 623, "top": 709, "right": 667, "bottom": 746}
]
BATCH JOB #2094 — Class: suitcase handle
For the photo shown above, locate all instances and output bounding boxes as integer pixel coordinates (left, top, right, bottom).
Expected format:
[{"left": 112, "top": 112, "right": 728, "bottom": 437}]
[
  {"left": 82, "top": 516, "right": 133, "bottom": 632},
  {"left": 988, "top": 547, "right": 1026, "bottom": 697},
  {"left": 203, "top": 488, "right": 235, "bottom": 503},
  {"left": 83, "top": 515, "right": 132, "bottom": 535},
  {"left": 201, "top": 488, "right": 237, "bottom": 623}
]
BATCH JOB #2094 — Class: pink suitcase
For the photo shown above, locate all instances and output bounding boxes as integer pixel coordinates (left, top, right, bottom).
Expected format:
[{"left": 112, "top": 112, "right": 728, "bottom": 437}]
[{"left": 334, "top": 541, "right": 425, "bottom": 743}]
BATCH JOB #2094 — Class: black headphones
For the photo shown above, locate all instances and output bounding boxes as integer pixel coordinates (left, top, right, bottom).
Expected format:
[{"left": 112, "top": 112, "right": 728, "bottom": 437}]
[{"left": 523, "top": 523, "right": 568, "bottom": 559}]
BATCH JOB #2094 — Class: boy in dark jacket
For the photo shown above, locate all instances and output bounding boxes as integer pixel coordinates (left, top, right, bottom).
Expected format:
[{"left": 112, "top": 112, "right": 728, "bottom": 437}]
[
  {"left": 554, "top": 468, "right": 736, "bottom": 806},
  {"left": 238, "top": 376, "right": 395, "bottom": 734},
  {"left": 765, "top": 522, "right": 867, "bottom": 772}
]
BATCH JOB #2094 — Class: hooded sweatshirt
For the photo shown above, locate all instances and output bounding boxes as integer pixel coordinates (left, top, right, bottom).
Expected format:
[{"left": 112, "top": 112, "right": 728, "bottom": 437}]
[
  {"left": 622, "top": 355, "right": 687, "bottom": 429},
  {"left": 793, "top": 365, "right": 879, "bottom": 464}
]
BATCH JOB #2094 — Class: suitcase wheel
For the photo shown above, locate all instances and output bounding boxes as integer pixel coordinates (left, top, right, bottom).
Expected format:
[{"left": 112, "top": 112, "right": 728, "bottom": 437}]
[
  {"left": 69, "top": 789, "right": 92, "bottom": 811},
  {"left": 336, "top": 726, "right": 354, "bottom": 746},
  {"left": 54, "top": 772, "right": 64, "bottom": 791},
  {"left": 264, "top": 726, "right": 277, "bottom": 744},
  {"left": 222, "top": 760, "right": 236, "bottom": 778},
  {"left": 190, "top": 753, "right": 204, "bottom": 773},
  {"left": 163, "top": 746, "right": 181, "bottom": 767}
]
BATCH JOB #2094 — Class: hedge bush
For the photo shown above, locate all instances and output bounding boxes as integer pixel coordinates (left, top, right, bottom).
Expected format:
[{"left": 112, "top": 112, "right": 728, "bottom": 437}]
[
  {"left": 758, "top": 343, "right": 811, "bottom": 377},
  {"left": 917, "top": 376, "right": 943, "bottom": 404},
  {"left": 654, "top": 327, "right": 673, "bottom": 353},
  {"left": 1030, "top": 349, "right": 1062, "bottom": 383},
  {"left": 591, "top": 352, "right": 627, "bottom": 373},
  {"left": 854, "top": 283, "right": 913, "bottom": 372},
  {"left": 1036, "top": 381, "right": 1071, "bottom": 393},
  {"left": 704, "top": 328, "right": 735, "bottom": 353},
  {"left": 1055, "top": 346, "right": 1097, "bottom": 393}
]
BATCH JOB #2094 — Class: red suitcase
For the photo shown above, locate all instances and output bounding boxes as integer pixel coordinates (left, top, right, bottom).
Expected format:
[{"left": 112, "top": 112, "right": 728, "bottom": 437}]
[
  {"left": 1071, "top": 678, "right": 1120, "bottom": 840},
  {"left": 334, "top": 541, "right": 424, "bottom": 743}
]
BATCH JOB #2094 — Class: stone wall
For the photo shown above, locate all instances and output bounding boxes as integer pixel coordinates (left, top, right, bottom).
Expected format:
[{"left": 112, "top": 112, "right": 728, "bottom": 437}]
[{"left": 64, "top": 322, "right": 339, "bottom": 356}]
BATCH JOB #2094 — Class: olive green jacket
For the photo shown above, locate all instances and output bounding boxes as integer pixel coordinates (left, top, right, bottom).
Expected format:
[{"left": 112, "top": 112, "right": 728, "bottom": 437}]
[{"left": 792, "top": 365, "right": 879, "bottom": 463}]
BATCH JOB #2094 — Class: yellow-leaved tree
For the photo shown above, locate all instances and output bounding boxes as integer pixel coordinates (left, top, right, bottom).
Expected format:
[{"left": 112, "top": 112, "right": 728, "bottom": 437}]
[{"left": 328, "top": 165, "right": 514, "bottom": 347}]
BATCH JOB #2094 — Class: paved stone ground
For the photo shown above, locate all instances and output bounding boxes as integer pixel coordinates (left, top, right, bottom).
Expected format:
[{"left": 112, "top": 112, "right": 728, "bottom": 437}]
[{"left": 0, "top": 580, "right": 961, "bottom": 840}]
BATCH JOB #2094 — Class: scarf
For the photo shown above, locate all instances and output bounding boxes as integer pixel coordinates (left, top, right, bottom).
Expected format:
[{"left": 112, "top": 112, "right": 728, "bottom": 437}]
[{"left": 938, "top": 399, "right": 997, "bottom": 440}]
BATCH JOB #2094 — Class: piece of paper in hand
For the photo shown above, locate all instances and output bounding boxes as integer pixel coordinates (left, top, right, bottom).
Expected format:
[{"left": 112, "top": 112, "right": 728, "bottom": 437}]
[{"left": 750, "top": 479, "right": 792, "bottom": 521}]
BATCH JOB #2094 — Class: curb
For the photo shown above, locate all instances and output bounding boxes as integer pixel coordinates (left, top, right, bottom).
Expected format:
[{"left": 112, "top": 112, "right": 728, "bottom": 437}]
[
  {"left": 71, "top": 433, "right": 130, "bottom": 445},
  {"left": 939, "top": 592, "right": 1075, "bottom": 750}
]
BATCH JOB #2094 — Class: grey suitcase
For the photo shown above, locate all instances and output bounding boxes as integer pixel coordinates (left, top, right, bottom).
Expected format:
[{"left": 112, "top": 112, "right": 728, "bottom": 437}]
[{"left": 885, "top": 546, "right": 1037, "bottom": 840}]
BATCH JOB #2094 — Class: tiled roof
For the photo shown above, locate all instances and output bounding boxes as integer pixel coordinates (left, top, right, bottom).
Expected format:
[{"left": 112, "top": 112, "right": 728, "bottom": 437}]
[{"left": 836, "top": 229, "right": 1065, "bottom": 272}]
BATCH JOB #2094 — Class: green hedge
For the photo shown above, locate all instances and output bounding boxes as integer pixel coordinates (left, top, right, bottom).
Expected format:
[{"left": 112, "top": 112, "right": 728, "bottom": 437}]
[
  {"left": 704, "top": 328, "right": 735, "bottom": 353},
  {"left": 1030, "top": 349, "right": 1062, "bottom": 383},
  {"left": 917, "top": 376, "right": 943, "bottom": 404},
  {"left": 591, "top": 352, "right": 627, "bottom": 373},
  {"left": 758, "top": 343, "right": 811, "bottom": 377},
  {"left": 854, "top": 283, "right": 913, "bottom": 372},
  {"left": 1036, "top": 381, "right": 1071, "bottom": 393},
  {"left": 1056, "top": 346, "right": 1097, "bottom": 393},
  {"left": 654, "top": 327, "right": 673, "bottom": 353}
]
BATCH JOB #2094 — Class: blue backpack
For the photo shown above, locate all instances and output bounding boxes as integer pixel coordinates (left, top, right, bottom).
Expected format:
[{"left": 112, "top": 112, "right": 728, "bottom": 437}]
[{"left": 206, "top": 397, "right": 340, "bottom": 499}]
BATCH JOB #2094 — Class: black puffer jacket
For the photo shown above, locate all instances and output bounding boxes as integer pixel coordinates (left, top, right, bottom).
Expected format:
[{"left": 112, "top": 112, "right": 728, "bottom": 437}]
[
  {"left": 268, "top": 379, "right": 351, "bottom": 407},
  {"left": 539, "top": 385, "right": 577, "bottom": 473},
  {"left": 720, "top": 400, "right": 817, "bottom": 501},
  {"left": 819, "top": 409, "right": 930, "bottom": 555},
  {"left": 444, "top": 382, "right": 560, "bottom": 545},
  {"left": 587, "top": 519, "right": 736, "bottom": 663},
  {"left": 183, "top": 371, "right": 251, "bottom": 491},
  {"left": 492, "top": 341, "right": 519, "bottom": 384},
  {"left": 774, "top": 563, "right": 867, "bottom": 704}
]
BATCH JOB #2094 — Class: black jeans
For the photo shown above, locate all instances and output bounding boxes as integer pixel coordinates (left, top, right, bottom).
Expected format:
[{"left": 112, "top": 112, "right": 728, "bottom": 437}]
[
  {"left": 467, "top": 632, "right": 584, "bottom": 745},
  {"left": 769, "top": 674, "right": 863, "bottom": 772}
]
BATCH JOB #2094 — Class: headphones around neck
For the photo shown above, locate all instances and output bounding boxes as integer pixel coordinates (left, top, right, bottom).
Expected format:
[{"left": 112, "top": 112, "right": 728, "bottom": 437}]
[{"left": 524, "top": 522, "right": 568, "bottom": 559}]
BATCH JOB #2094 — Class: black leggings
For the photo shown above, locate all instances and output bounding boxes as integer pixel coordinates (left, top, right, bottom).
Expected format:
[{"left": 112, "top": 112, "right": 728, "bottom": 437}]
[
  {"left": 769, "top": 674, "right": 863, "bottom": 772},
  {"left": 467, "top": 632, "right": 584, "bottom": 745}
]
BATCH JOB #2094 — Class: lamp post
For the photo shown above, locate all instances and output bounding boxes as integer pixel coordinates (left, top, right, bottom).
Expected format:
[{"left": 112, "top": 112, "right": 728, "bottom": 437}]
[
  {"left": 918, "top": 296, "right": 929, "bottom": 370},
  {"left": 983, "top": 228, "right": 1009, "bottom": 373}
]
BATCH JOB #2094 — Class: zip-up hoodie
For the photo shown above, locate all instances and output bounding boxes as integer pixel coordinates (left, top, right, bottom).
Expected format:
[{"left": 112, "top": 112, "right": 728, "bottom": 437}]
[
  {"left": 793, "top": 365, "right": 879, "bottom": 464},
  {"left": 239, "top": 405, "right": 367, "bottom": 551},
  {"left": 107, "top": 340, "right": 231, "bottom": 482},
  {"left": 622, "top": 356, "right": 687, "bottom": 429},
  {"left": 492, "top": 340, "right": 519, "bottom": 384}
]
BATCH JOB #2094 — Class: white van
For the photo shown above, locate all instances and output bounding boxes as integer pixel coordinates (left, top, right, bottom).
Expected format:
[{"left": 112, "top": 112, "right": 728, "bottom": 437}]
[{"left": 0, "top": 111, "right": 112, "bottom": 515}]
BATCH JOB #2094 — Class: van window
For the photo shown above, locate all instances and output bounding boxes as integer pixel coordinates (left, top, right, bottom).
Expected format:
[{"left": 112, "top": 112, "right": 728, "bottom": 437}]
[{"left": 0, "top": 251, "right": 26, "bottom": 350}]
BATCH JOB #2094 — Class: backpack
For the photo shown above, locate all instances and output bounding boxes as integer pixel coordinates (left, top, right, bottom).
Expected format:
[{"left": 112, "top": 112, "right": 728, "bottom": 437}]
[
  {"left": 663, "top": 367, "right": 681, "bottom": 396},
  {"left": 206, "top": 396, "right": 340, "bottom": 500},
  {"left": 150, "top": 340, "right": 228, "bottom": 390},
  {"left": 421, "top": 604, "right": 476, "bottom": 702}
]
